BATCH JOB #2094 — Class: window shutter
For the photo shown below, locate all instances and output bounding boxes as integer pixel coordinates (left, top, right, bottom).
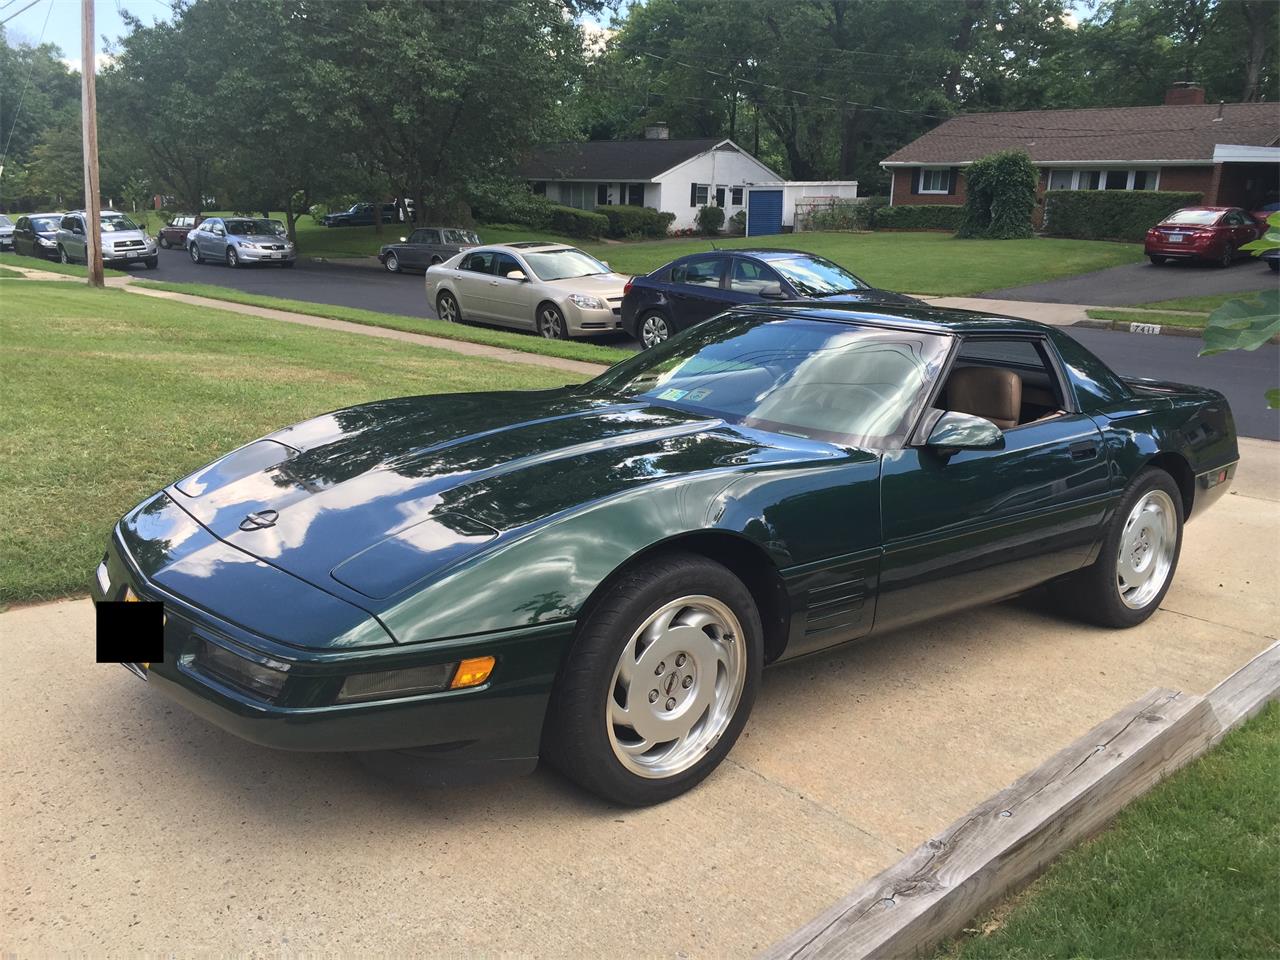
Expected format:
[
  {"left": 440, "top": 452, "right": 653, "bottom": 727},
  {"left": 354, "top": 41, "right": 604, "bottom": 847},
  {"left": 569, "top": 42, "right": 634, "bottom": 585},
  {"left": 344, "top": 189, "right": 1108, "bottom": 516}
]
[
  {"left": 910, "top": 169, "right": 920, "bottom": 195},
  {"left": 947, "top": 167, "right": 958, "bottom": 196},
  {"left": 691, "top": 183, "right": 698, "bottom": 207}
]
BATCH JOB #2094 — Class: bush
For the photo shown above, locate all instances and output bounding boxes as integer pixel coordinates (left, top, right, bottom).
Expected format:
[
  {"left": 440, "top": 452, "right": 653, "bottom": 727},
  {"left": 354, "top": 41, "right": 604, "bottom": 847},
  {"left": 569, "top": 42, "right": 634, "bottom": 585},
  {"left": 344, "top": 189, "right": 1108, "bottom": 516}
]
[
  {"left": 599, "top": 205, "right": 674, "bottom": 239},
  {"left": 802, "top": 197, "right": 885, "bottom": 232},
  {"left": 1043, "top": 190, "right": 1204, "bottom": 242},
  {"left": 959, "top": 150, "right": 1038, "bottom": 239},
  {"left": 696, "top": 204, "right": 725, "bottom": 235},
  {"left": 873, "top": 204, "right": 964, "bottom": 231},
  {"left": 469, "top": 178, "right": 554, "bottom": 229},
  {"left": 726, "top": 210, "right": 746, "bottom": 235},
  {"left": 547, "top": 204, "right": 609, "bottom": 239}
]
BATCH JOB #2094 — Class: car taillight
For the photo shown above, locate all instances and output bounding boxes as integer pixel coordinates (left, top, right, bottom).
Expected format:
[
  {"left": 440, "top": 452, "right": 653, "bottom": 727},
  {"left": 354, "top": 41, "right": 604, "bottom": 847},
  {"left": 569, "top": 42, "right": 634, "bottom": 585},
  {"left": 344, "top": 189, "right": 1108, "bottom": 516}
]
[{"left": 623, "top": 279, "right": 633, "bottom": 296}]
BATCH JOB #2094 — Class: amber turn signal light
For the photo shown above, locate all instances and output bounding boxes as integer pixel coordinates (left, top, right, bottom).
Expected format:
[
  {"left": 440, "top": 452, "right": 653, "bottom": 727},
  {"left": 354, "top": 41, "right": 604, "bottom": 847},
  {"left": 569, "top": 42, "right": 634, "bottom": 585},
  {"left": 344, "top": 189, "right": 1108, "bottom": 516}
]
[{"left": 451, "top": 656, "right": 495, "bottom": 689}]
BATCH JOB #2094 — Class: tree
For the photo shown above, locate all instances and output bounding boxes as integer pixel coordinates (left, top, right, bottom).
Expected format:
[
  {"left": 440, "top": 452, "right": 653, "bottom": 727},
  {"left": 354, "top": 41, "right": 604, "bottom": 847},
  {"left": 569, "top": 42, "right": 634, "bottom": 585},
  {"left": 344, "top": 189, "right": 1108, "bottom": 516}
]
[
  {"left": 957, "top": 150, "right": 1038, "bottom": 239},
  {"left": 0, "top": 27, "right": 80, "bottom": 209}
]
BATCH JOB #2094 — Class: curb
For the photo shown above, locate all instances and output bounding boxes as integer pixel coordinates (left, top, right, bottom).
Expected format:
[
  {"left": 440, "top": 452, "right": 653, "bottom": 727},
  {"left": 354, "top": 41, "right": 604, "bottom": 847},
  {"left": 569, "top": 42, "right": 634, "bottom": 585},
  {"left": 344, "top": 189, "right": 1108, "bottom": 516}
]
[
  {"left": 1073, "top": 319, "right": 1280, "bottom": 344},
  {"left": 761, "top": 641, "right": 1280, "bottom": 960}
]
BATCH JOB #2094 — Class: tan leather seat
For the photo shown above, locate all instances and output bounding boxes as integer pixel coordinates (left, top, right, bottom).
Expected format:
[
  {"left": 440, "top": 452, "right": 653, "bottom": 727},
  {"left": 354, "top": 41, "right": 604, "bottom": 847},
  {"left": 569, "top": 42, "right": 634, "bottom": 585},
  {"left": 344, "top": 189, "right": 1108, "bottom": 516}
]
[{"left": 946, "top": 367, "right": 1022, "bottom": 430}]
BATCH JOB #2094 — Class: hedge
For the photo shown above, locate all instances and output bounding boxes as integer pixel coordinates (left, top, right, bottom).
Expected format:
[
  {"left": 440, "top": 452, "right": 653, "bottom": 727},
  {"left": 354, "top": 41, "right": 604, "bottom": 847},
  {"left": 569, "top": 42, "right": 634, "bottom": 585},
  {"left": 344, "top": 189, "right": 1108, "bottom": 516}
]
[
  {"left": 802, "top": 198, "right": 885, "bottom": 232},
  {"left": 600, "top": 205, "right": 675, "bottom": 239},
  {"left": 1043, "top": 190, "right": 1203, "bottom": 242},
  {"left": 547, "top": 204, "right": 609, "bottom": 239},
  {"left": 874, "top": 204, "right": 964, "bottom": 230}
]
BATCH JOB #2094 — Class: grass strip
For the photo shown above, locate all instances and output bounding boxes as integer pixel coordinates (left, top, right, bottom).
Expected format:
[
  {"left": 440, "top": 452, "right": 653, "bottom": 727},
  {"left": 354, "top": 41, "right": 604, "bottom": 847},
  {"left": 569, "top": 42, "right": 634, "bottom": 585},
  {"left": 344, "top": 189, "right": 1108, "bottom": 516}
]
[
  {"left": 940, "top": 701, "right": 1279, "bottom": 960},
  {"left": 0, "top": 251, "right": 128, "bottom": 278},
  {"left": 132, "top": 279, "right": 629, "bottom": 366},
  {"left": 1085, "top": 309, "right": 1210, "bottom": 329},
  {"left": 1133, "top": 288, "right": 1272, "bottom": 313},
  {"left": 0, "top": 281, "right": 580, "bottom": 605}
]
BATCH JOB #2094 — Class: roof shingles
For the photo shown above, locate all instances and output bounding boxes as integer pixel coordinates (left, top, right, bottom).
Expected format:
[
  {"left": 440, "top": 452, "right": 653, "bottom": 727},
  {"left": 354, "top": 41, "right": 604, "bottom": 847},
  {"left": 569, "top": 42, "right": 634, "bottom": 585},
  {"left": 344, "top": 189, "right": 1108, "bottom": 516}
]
[
  {"left": 882, "top": 102, "right": 1280, "bottom": 165},
  {"left": 518, "top": 138, "right": 733, "bottom": 180}
]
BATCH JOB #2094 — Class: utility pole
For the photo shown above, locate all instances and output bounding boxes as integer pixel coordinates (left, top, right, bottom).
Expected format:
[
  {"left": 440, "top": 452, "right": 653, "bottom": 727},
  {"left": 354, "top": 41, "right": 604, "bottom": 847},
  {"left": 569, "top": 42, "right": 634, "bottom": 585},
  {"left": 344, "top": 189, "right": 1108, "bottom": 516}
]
[{"left": 81, "top": 0, "right": 104, "bottom": 288}]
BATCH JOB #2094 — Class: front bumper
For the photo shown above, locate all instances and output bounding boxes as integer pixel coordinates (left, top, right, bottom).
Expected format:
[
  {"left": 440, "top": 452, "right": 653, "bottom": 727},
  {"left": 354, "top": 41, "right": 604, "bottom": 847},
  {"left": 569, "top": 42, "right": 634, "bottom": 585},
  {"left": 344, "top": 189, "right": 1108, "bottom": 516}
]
[
  {"left": 235, "top": 244, "right": 296, "bottom": 264},
  {"left": 104, "top": 246, "right": 158, "bottom": 265},
  {"left": 564, "top": 300, "right": 624, "bottom": 336},
  {"left": 93, "top": 530, "right": 573, "bottom": 763}
]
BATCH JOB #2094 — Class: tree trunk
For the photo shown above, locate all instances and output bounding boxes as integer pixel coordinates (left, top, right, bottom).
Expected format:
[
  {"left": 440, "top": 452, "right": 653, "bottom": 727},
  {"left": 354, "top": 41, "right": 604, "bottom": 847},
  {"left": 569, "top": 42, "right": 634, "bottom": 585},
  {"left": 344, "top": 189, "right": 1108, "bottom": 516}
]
[
  {"left": 1239, "top": 0, "right": 1269, "bottom": 101},
  {"left": 945, "top": 0, "right": 985, "bottom": 101}
]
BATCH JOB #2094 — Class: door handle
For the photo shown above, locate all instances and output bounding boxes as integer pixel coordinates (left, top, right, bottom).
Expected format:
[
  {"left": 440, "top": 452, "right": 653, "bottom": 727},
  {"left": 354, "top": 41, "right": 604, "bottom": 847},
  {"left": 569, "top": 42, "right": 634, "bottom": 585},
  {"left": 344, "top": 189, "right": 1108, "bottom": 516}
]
[
  {"left": 1069, "top": 440, "right": 1099, "bottom": 461},
  {"left": 489, "top": 280, "right": 500, "bottom": 286}
]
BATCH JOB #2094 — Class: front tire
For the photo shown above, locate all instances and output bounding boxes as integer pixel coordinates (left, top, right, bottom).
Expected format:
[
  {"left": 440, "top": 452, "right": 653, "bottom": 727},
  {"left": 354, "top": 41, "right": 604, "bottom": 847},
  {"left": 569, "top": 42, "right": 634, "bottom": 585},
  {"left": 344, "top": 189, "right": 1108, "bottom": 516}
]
[
  {"left": 537, "top": 302, "right": 569, "bottom": 340},
  {"left": 158, "top": 236, "right": 171, "bottom": 249},
  {"left": 189, "top": 243, "right": 203, "bottom": 264},
  {"left": 384, "top": 252, "right": 400, "bottom": 273},
  {"left": 1051, "top": 467, "right": 1183, "bottom": 628},
  {"left": 543, "top": 552, "right": 762, "bottom": 805},
  {"left": 1218, "top": 243, "right": 1235, "bottom": 268},
  {"left": 145, "top": 256, "right": 158, "bottom": 270},
  {"left": 226, "top": 248, "right": 240, "bottom": 268}
]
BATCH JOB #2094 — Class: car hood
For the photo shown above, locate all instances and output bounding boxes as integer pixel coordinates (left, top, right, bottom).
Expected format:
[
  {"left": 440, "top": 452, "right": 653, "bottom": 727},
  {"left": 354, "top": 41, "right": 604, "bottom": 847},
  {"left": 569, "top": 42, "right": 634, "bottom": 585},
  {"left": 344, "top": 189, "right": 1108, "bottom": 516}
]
[
  {"left": 542, "top": 272, "right": 630, "bottom": 296},
  {"left": 0, "top": 224, "right": 13, "bottom": 235},
  {"left": 102, "top": 229, "right": 151, "bottom": 243},
  {"left": 167, "top": 389, "right": 846, "bottom": 605}
]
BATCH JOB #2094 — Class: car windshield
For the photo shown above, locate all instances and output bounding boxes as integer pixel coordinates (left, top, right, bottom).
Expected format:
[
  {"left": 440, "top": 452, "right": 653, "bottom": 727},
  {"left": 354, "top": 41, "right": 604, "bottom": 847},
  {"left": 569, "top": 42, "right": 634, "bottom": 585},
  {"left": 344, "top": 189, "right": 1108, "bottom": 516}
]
[
  {"left": 258, "top": 219, "right": 286, "bottom": 235},
  {"left": 523, "top": 248, "right": 609, "bottom": 281},
  {"left": 1163, "top": 210, "right": 1221, "bottom": 226},
  {"left": 443, "top": 228, "right": 480, "bottom": 244},
  {"left": 771, "top": 256, "right": 870, "bottom": 296},
  {"left": 0, "top": 215, "right": 12, "bottom": 227},
  {"left": 32, "top": 217, "right": 60, "bottom": 232},
  {"left": 586, "top": 314, "right": 950, "bottom": 446},
  {"left": 225, "top": 219, "right": 276, "bottom": 236},
  {"left": 101, "top": 215, "right": 140, "bottom": 232}
]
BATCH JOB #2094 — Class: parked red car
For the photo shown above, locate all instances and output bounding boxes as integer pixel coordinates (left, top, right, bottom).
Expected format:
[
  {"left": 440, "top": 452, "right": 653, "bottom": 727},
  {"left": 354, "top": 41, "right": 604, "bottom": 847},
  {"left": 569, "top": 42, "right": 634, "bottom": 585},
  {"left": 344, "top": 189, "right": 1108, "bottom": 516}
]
[
  {"left": 1144, "top": 206, "right": 1265, "bottom": 268},
  {"left": 158, "top": 214, "right": 205, "bottom": 250}
]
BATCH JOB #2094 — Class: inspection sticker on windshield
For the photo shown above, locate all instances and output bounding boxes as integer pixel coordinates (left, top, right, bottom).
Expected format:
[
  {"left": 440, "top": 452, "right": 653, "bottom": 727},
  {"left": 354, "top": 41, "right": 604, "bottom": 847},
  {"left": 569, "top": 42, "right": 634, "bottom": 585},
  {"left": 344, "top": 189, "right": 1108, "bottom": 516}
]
[
  {"left": 686, "top": 388, "right": 712, "bottom": 402},
  {"left": 657, "top": 388, "right": 689, "bottom": 401}
]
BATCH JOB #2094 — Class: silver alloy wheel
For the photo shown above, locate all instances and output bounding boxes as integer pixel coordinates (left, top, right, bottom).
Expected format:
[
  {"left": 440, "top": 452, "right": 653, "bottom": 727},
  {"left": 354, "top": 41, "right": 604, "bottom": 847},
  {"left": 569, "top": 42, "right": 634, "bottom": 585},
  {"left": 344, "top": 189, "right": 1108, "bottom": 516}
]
[
  {"left": 189, "top": 243, "right": 199, "bottom": 262},
  {"left": 437, "top": 293, "right": 458, "bottom": 323},
  {"left": 227, "top": 248, "right": 238, "bottom": 268},
  {"left": 1116, "top": 489, "right": 1177, "bottom": 609},
  {"left": 539, "top": 306, "right": 564, "bottom": 339},
  {"left": 385, "top": 253, "right": 399, "bottom": 273},
  {"left": 59, "top": 248, "right": 69, "bottom": 263},
  {"left": 640, "top": 313, "right": 670, "bottom": 349},
  {"left": 606, "top": 595, "right": 747, "bottom": 779}
]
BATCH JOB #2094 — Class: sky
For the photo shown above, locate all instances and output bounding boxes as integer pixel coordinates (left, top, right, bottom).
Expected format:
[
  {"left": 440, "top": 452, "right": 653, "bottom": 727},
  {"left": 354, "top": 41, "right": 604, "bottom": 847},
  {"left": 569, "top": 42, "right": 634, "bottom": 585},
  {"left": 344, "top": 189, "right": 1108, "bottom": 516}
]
[{"left": 1, "top": 0, "right": 171, "bottom": 71}]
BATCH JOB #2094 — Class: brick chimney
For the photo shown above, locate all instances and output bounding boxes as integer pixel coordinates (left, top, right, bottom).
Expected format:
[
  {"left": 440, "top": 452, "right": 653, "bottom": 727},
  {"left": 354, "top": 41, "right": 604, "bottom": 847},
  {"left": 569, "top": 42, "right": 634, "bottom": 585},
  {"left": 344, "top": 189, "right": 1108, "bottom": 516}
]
[
  {"left": 1165, "top": 82, "right": 1206, "bottom": 105},
  {"left": 644, "top": 123, "right": 670, "bottom": 140}
]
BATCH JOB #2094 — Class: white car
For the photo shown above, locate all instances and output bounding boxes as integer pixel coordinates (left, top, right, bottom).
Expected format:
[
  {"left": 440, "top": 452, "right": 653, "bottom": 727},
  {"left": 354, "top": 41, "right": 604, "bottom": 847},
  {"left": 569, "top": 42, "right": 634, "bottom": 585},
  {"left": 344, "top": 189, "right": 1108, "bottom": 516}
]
[{"left": 425, "top": 243, "right": 628, "bottom": 339}]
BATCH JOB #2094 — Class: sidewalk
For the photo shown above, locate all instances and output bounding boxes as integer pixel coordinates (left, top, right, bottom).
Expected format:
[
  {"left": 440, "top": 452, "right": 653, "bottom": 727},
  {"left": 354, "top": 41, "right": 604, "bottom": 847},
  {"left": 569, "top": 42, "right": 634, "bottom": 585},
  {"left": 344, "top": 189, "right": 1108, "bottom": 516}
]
[{"left": 909, "top": 294, "right": 1205, "bottom": 326}]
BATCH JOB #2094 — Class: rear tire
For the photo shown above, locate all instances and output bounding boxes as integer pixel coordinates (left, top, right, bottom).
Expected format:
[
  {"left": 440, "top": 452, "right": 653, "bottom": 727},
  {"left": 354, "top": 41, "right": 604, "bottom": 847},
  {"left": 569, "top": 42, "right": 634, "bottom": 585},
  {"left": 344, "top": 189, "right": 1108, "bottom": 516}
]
[
  {"left": 1050, "top": 467, "right": 1183, "bottom": 628},
  {"left": 59, "top": 246, "right": 70, "bottom": 264},
  {"left": 1270, "top": 260, "right": 1279, "bottom": 274},
  {"left": 638, "top": 310, "right": 672, "bottom": 349},
  {"left": 543, "top": 552, "right": 762, "bottom": 805},
  {"left": 436, "top": 290, "right": 461, "bottom": 324}
]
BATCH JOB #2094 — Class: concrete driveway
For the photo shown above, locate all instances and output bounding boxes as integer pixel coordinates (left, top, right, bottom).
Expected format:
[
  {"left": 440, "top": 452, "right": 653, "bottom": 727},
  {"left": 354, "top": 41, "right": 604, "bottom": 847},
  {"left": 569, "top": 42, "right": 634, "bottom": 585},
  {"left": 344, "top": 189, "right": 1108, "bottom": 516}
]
[
  {"left": 3, "top": 442, "right": 1276, "bottom": 956},
  {"left": 984, "top": 256, "right": 1276, "bottom": 305}
]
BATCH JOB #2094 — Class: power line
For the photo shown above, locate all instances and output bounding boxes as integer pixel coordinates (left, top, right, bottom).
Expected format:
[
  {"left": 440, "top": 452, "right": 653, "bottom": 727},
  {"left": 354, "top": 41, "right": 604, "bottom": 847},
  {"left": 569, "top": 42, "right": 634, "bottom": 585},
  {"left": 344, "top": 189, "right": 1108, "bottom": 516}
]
[
  {"left": 0, "top": 0, "right": 53, "bottom": 172},
  {"left": 0, "top": 0, "right": 41, "bottom": 25}
]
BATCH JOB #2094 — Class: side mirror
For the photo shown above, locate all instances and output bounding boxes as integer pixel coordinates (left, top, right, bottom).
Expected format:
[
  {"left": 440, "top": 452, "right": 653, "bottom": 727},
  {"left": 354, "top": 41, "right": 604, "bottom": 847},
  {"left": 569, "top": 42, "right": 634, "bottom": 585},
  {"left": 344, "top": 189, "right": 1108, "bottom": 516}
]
[
  {"left": 926, "top": 411, "right": 1003, "bottom": 451},
  {"left": 759, "top": 281, "right": 785, "bottom": 299},
  {"left": 505, "top": 269, "right": 527, "bottom": 281}
]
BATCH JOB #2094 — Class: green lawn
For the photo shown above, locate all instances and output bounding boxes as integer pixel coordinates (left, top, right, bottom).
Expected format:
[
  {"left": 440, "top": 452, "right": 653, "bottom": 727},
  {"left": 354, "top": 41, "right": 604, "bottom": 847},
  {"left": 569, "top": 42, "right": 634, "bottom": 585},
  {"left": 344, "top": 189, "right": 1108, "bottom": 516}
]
[
  {"left": 1133, "top": 289, "right": 1273, "bottom": 312},
  {"left": 133, "top": 279, "right": 630, "bottom": 366},
  {"left": 941, "top": 702, "right": 1279, "bottom": 960},
  {"left": 0, "top": 264, "right": 26, "bottom": 278},
  {"left": 230, "top": 211, "right": 1143, "bottom": 297},
  {"left": 0, "top": 281, "right": 579, "bottom": 605},
  {"left": 0, "top": 251, "right": 127, "bottom": 278},
  {"left": 1086, "top": 309, "right": 1209, "bottom": 329}
]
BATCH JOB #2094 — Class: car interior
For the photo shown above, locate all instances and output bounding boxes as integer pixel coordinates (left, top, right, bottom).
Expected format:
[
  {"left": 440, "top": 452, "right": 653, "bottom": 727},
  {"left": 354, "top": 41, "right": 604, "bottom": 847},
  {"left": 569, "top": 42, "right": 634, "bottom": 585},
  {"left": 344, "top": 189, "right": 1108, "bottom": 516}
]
[{"left": 937, "top": 338, "right": 1067, "bottom": 431}]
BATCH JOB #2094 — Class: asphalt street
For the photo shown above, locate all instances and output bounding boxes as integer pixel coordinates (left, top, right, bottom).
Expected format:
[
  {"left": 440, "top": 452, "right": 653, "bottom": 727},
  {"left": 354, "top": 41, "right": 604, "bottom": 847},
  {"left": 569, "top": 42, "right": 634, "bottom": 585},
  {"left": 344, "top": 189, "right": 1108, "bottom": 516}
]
[
  {"left": 985, "top": 256, "right": 1277, "bottom": 305},
  {"left": 142, "top": 247, "right": 1280, "bottom": 441}
]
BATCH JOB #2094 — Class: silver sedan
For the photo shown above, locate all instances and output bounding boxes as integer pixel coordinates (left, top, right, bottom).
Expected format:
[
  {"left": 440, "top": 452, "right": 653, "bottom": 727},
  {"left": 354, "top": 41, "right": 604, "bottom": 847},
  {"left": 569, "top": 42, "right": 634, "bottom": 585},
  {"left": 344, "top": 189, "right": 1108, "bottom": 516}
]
[
  {"left": 425, "top": 243, "right": 628, "bottom": 339},
  {"left": 187, "top": 217, "right": 296, "bottom": 268}
]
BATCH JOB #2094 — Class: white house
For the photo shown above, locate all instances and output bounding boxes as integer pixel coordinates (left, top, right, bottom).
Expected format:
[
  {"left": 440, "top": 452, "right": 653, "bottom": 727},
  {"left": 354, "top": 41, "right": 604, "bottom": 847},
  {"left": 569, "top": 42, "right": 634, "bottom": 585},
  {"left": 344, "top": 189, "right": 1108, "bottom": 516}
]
[{"left": 520, "top": 125, "right": 784, "bottom": 232}]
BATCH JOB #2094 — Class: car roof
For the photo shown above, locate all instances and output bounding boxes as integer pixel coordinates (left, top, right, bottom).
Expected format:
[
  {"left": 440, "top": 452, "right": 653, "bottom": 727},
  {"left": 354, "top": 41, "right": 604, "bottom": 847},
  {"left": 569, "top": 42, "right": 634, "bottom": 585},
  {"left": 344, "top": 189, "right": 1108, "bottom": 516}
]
[
  {"left": 732, "top": 301, "right": 1056, "bottom": 336},
  {"left": 470, "top": 242, "right": 573, "bottom": 253}
]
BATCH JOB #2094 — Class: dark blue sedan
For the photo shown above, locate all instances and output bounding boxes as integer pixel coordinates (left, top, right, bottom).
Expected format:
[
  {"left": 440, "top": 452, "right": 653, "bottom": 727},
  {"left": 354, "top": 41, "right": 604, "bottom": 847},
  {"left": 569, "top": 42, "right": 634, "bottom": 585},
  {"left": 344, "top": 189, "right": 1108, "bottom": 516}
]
[{"left": 620, "top": 248, "right": 919, "bottom": 348}]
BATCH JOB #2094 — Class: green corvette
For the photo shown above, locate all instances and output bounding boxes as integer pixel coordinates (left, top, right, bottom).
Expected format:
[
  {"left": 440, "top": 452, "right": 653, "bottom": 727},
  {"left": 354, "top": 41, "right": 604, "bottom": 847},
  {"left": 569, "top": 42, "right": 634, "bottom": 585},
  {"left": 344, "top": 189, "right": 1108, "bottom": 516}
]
[{"left": 93, "top": 304, "right": 1238, "bottom": 805}]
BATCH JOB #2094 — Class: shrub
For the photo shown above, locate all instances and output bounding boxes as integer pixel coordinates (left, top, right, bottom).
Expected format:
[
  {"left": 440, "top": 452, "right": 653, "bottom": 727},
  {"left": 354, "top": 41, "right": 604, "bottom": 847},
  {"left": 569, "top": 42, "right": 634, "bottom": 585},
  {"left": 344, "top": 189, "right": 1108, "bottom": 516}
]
[
  {"left": 469, "top": 178, "right": 554, "bottom": 229},
  {"left": 1043, "top": 190, "right": 1204, "bottom": 242},
  {"left": 802, "top": 197, "right": 885, "bottom": 232},
  {"left": 726, "top": 210, "right": 747, "bottom": 235},
  {"left": 958, "top": 150, "right": 1038, "bottom": 239},
  {"left": 696, "top": 204, "right": 725, "bottom": 235},
  {"left": 873, "top": 204, "right": 964, "bottom": 231},
  {"left": 547, "top": 204, "right": 609, "bottom": 239},
  {"left": 599, "top": 205, "right": 675, "bottom": 239}
]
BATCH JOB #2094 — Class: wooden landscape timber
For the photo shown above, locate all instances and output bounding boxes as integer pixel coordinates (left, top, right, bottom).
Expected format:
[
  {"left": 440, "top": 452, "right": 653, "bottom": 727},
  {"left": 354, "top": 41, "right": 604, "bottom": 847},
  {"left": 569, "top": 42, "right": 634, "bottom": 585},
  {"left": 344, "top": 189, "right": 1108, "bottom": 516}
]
[{"left": 763, "top": 640, "right": 1280, "bottom": 960}]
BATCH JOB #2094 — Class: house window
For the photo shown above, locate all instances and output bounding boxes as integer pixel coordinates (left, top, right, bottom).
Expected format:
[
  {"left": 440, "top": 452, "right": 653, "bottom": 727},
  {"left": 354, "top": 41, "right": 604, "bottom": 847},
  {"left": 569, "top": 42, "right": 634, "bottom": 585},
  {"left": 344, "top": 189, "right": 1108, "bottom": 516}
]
[
  {"left": 690, "top": 183, "right": 709, "bottom": 207},
  {"left": 597, "top": 184, "right": 611, "bottom": 206},
  {"left": 1045, "top": 168, "right": 1159, "bottom": 191},
  {"left": 627, "top": 183, "right": 644, "bottom": 206},
  {"left": 1047, "top": 169, "right": 1074, "bottom": 191},
  {"left": 919, "top": 168, "right": 951, "bottom": 193},
  {"left": 532, "top": 181, "right": 546, "bottom": 196},
  {"left": 731, "top": 186, "right": 744, "bottom": 206},
  {"left": 714, "top": 186, "right": 726, "bottom": 207},
  {"left": 1104, "top": 170, "right": 1129, "bottom": 190},
  {"left": 1131, "top": 170, "right": 1157, "bottom": 190}
]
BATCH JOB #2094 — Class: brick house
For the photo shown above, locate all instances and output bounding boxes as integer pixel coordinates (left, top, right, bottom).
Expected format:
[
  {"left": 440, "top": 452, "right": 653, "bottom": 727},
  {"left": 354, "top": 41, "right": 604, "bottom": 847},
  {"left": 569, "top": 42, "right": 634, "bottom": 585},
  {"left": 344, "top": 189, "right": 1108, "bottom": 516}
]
[{"left": 880, "top": 85, "right": 1280, "bottom": 224}]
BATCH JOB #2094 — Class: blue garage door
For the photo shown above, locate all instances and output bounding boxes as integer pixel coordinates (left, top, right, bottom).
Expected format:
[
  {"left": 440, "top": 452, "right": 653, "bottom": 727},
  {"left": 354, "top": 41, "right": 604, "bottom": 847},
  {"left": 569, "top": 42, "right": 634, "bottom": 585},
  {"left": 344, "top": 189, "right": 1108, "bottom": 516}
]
[{"left": 747, "top": 189, "right": 784, "bottom": 236}]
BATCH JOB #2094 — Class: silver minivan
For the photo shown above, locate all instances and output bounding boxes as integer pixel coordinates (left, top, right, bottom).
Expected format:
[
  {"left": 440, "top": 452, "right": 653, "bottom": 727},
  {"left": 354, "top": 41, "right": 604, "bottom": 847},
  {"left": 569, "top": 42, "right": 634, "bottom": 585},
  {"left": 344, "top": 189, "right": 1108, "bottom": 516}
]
[{"left": 57, "top": 211, "right": 159, "bottom": 269}]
